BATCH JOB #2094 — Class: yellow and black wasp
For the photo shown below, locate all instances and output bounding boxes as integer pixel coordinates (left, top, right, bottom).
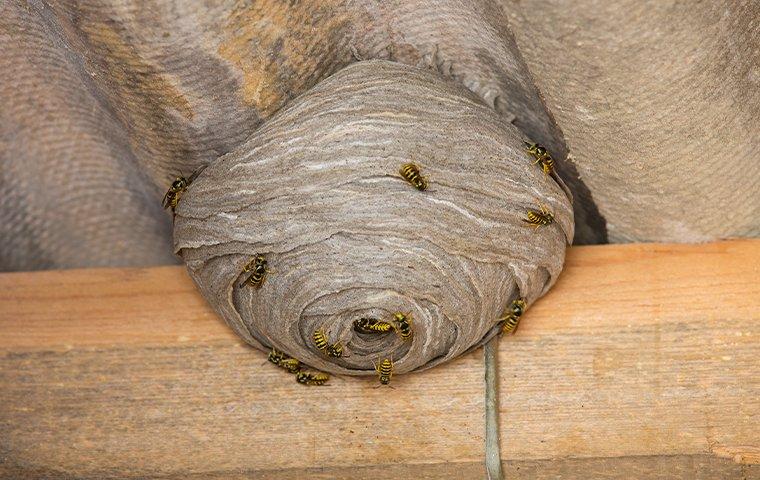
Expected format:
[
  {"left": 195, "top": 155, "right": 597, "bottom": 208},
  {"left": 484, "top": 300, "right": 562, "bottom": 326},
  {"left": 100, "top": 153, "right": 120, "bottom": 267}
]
[
  {"left": 374, "top": 358, "right": 394, "bottom": 386},
  {"left": 392, "top": 312, "right": 413, "bottom": 340},
  {"left": 524, "top": 141, "right": 555, "bottom": 176},
  {"left": 499, "top": 298, "right": 526, "bottom": 335},
  {"left": 162, "top": 177, "right": 189, "bottom": 213},
  {"left": 353, "top": 317, "right": 394, "bottom": 334},
  {"left": 162, "top": 166, "right": 205, "bottom": 213},
  {"left": 522, "top": 203, "right": 554, "bottom": 229},
  {"left": 267, "top": 348, "right": 285, "bottom": 366},
  {"left": 296, "top": 371, "right": 330, "bottom": 386},
  {"left": 239, "top": 254, "right": 270, "bottom": 288},
  {"left": 325, "top": 342, "right": 346, "bottom": 358},
  {"left": 279, "top": 358, "right": 302, "bottom": 374},
  {"left": 313, "top": 328, "right": 329, "bottom": 351},
  {"left": 314, "top": 328, "right": 347, "bottom": 358},
  {"left": 399, "top": 162, "right": 428, "bottom": 191},
  {"left": 267, "top": 348, "right": 301, "bottom": 374}
]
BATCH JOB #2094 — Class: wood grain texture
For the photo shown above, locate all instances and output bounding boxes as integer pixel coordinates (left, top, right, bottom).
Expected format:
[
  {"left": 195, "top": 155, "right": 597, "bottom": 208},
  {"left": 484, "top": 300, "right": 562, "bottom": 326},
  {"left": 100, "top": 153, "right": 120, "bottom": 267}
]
[{"left": 1, "top": 240, "right": 758, "bottom": 479}]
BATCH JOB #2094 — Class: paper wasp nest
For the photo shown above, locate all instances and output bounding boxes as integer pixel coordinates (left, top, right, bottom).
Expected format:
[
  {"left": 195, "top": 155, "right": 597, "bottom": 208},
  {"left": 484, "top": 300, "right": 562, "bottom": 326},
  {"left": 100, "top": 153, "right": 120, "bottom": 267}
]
[{"left": 173, "top": 61, "right": 573, "bottom": 376}]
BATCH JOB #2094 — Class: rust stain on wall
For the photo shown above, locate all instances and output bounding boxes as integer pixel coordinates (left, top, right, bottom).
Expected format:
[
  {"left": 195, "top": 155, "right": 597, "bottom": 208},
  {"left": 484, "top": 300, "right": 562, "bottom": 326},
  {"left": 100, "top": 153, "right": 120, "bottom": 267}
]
[
  {"left": 68, "top": 15, "right": 199, "bottom": 181},
  {"left": 217, "top": 0, "right": 357, "bottom": 116},
  {"left": 79, "top": 20, "right": 194, "bottom": 122}
]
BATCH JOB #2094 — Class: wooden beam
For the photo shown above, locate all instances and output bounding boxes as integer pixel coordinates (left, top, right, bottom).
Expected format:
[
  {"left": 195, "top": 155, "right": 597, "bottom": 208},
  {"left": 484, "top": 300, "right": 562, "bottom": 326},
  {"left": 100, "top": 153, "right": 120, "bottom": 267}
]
[{"left": 1, "top": 240, "right": 758, "bottom": 479}]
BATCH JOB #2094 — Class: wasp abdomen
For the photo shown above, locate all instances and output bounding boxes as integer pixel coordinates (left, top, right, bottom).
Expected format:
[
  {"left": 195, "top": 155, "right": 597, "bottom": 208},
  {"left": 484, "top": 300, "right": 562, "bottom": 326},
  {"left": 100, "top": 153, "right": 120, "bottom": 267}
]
[
  {"left": 500, "top": 298, "right": 527, "bottom": 335},
  {"left": 353, "top": 317, "right": 394, "bottom": 334},
  {"left": 399, "top": 162, "right": 428, "bottom": 191},
  {"left": 523, "top": 204, "right": 554, "bottom": 229},
  {"left": 375, "top": 358, "right": 394, "bottom": 385},
  {"left": 313, "top": 329, "right": 329, "bottom": 351}
]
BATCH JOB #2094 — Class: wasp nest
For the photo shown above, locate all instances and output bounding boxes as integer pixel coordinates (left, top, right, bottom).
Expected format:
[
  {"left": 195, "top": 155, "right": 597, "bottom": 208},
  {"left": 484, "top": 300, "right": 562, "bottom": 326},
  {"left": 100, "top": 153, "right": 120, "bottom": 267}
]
[{"left": 173, "top": 60, "right": 573, "bottom": 376}]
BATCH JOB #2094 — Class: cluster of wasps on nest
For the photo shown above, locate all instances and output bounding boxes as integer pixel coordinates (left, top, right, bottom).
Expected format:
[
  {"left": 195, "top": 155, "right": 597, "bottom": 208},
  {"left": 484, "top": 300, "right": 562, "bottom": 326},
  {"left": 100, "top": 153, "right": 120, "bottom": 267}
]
[
  {"left": 267, "top": 348, "right": 330, "bottom": 386},
  {"left": 505, "top": 141, "right": 557, "bottom": 334},
  {"left": 161, "top": 145, "right": 556, "bottom": 386},
  {"left": 352, "top": 312, "right": 415, "bottom": 387},
  {"left": 521, "top": 141, "right": 557, "bottom": 230},
  {"left": 260, "top": 312, "right": 412, "bottom": 388},
  {"left": 353, "top": 313, "right": 413, "bottom": 341}
]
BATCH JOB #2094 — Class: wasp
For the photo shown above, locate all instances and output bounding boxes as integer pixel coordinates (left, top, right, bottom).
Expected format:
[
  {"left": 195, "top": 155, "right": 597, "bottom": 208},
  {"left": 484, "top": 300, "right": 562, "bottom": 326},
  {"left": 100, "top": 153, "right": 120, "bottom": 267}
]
[
  {"left": 296, "top": 371, "right": 330, "bottom": 386},
  {"left": 279, "top": 358, "right": 302, "bottom": 374},
  {"left": 240, "top": 254, "right": 270, "bottom": 288},
  {"left": 353, "top": 317, "right": 394, "bottom": 334},
  {"left": 374, "top": 358, "right": 394, "bottom": 386},
  {"left": 267, "top": 348, "right": 301, "bottom": 374},
  {"left": 267, "top": 348, "right": 285, "bottom": 366},
  {"left": 314, "top": 328, "right": 347, "bottom": 358},
  {"left": 500, "top": 298, "right": 526, "bottom": 335},
  {"left": 399, "top": 162, "right": 428, "bottom": 191},
  {"left": 523, "top": 203, "right": 554, "bottom": 229},
  {"left": 162, "top": 166, "right": 205, "bottom": 213},
  {"left": 326, "top": 342, "right": 346, "bottom": 358},
  {"left": 392, "top": 312, "right": 413, "bottom": 340},
  {"left": 162, "top": 177, "right": 189, "bottom": 213},
  {"left": 313, "top": 328, "right": 329, "bottom": 351},
  {"left": 524, "top": 141, "right": 555, "bottom": 176}
]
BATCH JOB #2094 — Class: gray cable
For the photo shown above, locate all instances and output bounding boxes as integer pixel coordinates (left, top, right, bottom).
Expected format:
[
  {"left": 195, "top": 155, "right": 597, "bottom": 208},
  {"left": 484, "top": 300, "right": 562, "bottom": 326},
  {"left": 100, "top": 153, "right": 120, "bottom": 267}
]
[{"left": 484, "top": 336, "right": 504, "bottom": 480}]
